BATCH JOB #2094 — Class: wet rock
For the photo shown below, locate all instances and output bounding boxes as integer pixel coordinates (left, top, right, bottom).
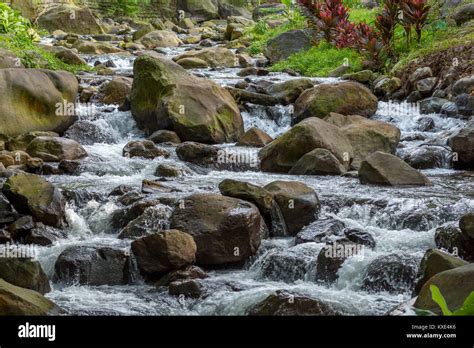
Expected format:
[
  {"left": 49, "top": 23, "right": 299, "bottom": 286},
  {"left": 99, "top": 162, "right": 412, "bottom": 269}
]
[
  {"left": 236, "top": 127, "right": 273, "bottom": 147},
  {"left": 139, "top": 30, "right": 182, "bottom": 49},
  {"left": 264, "top": 181, "right": 320, "bottom": 236},
  {"left": 0, "top": 194, "right": 17, "bottom": 226},
  {"left": 345, "top": 229, "right": 376, "bottom": 248},
  {"left": 0, "top": 258, "right": 50, "bottom": 294},
  {"left": 293, "top": 82, "right": 378, "bottom": 124},
  {"left": 449, "top": 126, "right": 474, "bottom": 170},
  {"left": 131, "top": 53, "right": 243, "bottom": 143},
  {"left": 454, "top": 93, "right": 474, "bottom": 117},
  {"left": 64, "top": 121, "right": 115, "bottom": 145},
  {"left": 54, "top": 246, "right": 129, "bottom": 286},
  {"left": 316, "top": 238, "right": 363, "bottom": 283},
  {"left": 179, "top": 0, "right": 220, "bottom": 21},
  {"left": 112, "top": 199, "right": 161, "bottom": 230},
  {"left": 289, "top": 148, "right": 347, "bottom": 176},
  {"left": 100, "top": 77, "right": 132, "bottom": 105},
  {"left": 414, "top": 249, "right": 468, "bottom": 295},
  {"left": 7, "top": 216, "right": 34, "bottom": 240},
  {"left": 267, "top": 78, "right": 314, "bottom": 105},
  {"left": 123, "top": 140, "right": 170, "bottom": 159},
  {"left": 132, "top": 23, "right": 155, "bottom": 41},
  {"left": 26, "top": 137, "right": 87, "bottom": 162},
  {"left": 248, "top": 290, "right": 340, "bottom": 316},
  {"left": 156, "top": 265, "right": 208, "bottom": 287},
  {"left": 173, "top": 47, "right": 237, "bottom": 68},
  {"left": 0, "top": 229, "right": 11, "bottom": 243},
  {"left": 415, "top": 117, "right": 435, "bottom": 131},
  {"left": 419, "top": 97, "right": 449, "bottom": 114},
  {"left": 176, "top": 142, "right": 218, "bottom": 165},
  {"left": 109, "top": 185, "right": 133, "bottom": 197},
  {"left": 415, "top": 77, "right": 437, "bottom": 95},
  {"left": 219, "top": 179, "right": 284, "bottom": 237},
  {"left": 169, "top": 280, "right": 202, "bottom": 298},
  {"left": 414, "top": 264, "right": 474, "bottom": 314},
  {"left": 37, "top": 4, "right": 103, "bottom": 34},
  {"left": 435, "top": 223, "right": 474, "bottom": 262},
  {"left": 2, "top": 173, "right": 66, "bottom": 228},
  {"left": 265, "top": 29, "right": 314, "bottom": 63},
  {"left": 155, "top": 164, "right": 192, "bottom": 177},
  {"left": 40, "top": 45, "right": 86, "bottom": 66},
  {"left": 149, "top": 130, "right": 181, "bottom": 145},
  {"left": 260, "top": 117, "right": 353, "bottom": 173},
  {"left": 118, "top": 191, "right": 144, "bottom": 206},
  {"left": 374, "top": 77, "right": 402, "bottom": 96},
  {"left": 295, "top": 218, "right": 347, "bottom": 244},
  {"left": 226, "top": 87, "right": 279, "bottom": 106},
  {"left": 24, "top": 223, "right": 66, "bottom": 246},
  {"left": 361, "top": 254, "right": 419, "bottom": 294},
  {"left": 359, "top": 152, "right": 431, "bottom": 186},
  {"left": 132, "top": 230, "right": 197, "bottom": 277},
  {"left": 118, "top": 205, "right": 171, "bottom": 240},
  {"left": 460, "top": 213, "right": 474, "bottom": 239},
  {"left": 58, "top": 160, "right": 81, "bottom": 175},
  {"left": 0, "top": 279, "right": 61, "bottom": 316},
  {"left": 0, "top": 69, "right": 77, "bottom": 136},
  {"left": 169, "top": 194, "right": 264, "bottom": 266},
  {"left": 403, "top": 146, "right": 446, "bottom": 169},
  {"left": 237, "top": 67, "right": 270, "bottom": 77}
]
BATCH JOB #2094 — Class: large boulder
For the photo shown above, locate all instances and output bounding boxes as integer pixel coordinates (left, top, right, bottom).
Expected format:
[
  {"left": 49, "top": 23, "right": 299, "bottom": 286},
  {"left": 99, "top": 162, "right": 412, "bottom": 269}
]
[
  {"left": 453, "top": 4, "right": 474, "bottom": 26},
  {"left": 248, "top": 290, "right": 340, "bottom": 316},
  {"left": 72, "top": 40, "right": 124, "bottom": 54},
  {"left": 265, "top": 29, "right": 314, "bottom": 63},
  {"left": 460, "top": 213, "right": 474, "bottom": 239},
  {"left": 0, "top": 279, "right": 61, "bottom": 316},
  {"left": 54, "top": 246, "right": 129, "bottom": 286},
  {"left": 449, "top": 126, "right": 473, "bottom": 170},
  {"left": 324, "top": 113, "right": 401, "bottom": 169},
  {"left": 26, "top": 137, "right": 87, "bottom": 162},
  {"left": 0, "top": 69, "right": 78, "bottom": 136},
  {"left": 236, "top": 127, "right": 273, "bottom": 147},
  {"left": 414, "top": 249, "right": 468, "bottom": 294},
  {"left": 130, "top": 53, "right": 243, "bottom": 144},
  {"left": 131, "top": 230, "right": 197, "bottom": 276},
  {"left": 100, "top": 77, "right": 133, "bottom": 105},
  {"left": 293, "top": 82, "right": 378, "bottom": 124},
  {"left": 0, "top": 48, "right": 23, "bottom": 69},
  {"left": 0, "top": 258, "right": 50, "bottom": 295},
  {"left": 178, "top": 0, "right": 220, "bottom": 20},
  {"left": 259, "top": 117, "right": 353, "bottom": 173},
  {"left": 2, "top": 173, "right": 66, "bottom": 228},
  {"left": 173, "top": 47, "right": 237, "bottom": 68},
  {"left": 414, "top": 264, "right": 474, "bottom": 314},
  {"left": 40, "top": 45, "right": 87, "bottom": 66},
  {"left": 253, "top": 4, "right": 286, "bottom": 20},
  {"left": 264, "top": 181, "right": 320, "bottom": 236},
  {"left": 359, "top": 152, "right": 431, "bottom": 186},
  {"left": 37, "top": 4, "right": 104, "bottom": 35},
  {"left": 169, "top": 194, "right": 264, "bottom": 266},
  {"left": 435, "top": 223, "right": 474, "bottom": 262},
  {"left": 139, "top": 30, "right": 182, "bottom": 49}
]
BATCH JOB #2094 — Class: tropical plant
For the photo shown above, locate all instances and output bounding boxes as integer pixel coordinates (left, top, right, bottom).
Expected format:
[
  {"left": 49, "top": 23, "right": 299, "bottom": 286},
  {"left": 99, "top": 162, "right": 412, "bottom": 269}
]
[
  {"left": 0, "top": 3, "right": 31, "bottom": 35},
  {"left": 430, "top": 285, "right": 474, "bottom": 316},
  {"left": 401, "top": 0, "right": 431, "bottom": 46},
  {"left": 374, "top": 0, "right": 400, "bottom": 52}
]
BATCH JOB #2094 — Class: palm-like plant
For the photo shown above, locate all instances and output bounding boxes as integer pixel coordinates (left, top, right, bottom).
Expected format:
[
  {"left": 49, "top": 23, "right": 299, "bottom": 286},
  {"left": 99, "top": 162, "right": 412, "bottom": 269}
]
[{"left": 401, "top": 0, "right": 431, "bottom": 46}]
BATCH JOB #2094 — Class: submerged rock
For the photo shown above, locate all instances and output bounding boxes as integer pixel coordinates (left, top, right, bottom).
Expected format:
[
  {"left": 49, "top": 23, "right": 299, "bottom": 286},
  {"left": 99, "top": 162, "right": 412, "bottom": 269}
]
[{"left": 361, "top": 254, "right": 419, "bottom": 294}]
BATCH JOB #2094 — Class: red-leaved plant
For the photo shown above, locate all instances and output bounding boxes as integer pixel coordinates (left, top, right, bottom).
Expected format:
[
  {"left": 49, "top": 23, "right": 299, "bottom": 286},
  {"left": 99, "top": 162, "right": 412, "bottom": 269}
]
[{"left": 401, "top": 0, "right": 431, "bottom": 46}]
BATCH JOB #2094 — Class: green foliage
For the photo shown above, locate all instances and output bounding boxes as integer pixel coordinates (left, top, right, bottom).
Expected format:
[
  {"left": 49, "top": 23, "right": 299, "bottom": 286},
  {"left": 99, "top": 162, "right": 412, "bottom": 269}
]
[
  {"left": 430, "top": 285, "right": 474, "bottom": 316},
  {"left": 270, "top": 42, "right": 363, "bottom": 77},
  {"left": 107, "top": 0, "right": 151, "bottom": 17},
  {"left": 0, "top": 3, "right": 30, "bottom": 34},
  {"left": 349, "top": 8, "right": 377, "bottom": 24}
]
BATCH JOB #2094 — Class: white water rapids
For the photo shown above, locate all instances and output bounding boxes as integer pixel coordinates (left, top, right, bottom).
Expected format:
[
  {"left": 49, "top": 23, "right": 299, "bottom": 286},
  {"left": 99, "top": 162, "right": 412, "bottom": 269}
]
[{"left": 33, "top": 40, "right": 474, "bottom": 316}]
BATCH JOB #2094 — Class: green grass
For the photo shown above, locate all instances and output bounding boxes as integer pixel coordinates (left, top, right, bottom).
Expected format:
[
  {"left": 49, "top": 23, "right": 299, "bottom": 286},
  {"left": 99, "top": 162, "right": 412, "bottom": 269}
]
[
  {"left": 349, "top": 8, "right": 377, "bottom": 24},
  {"left": 270, "top": 42, "right": 364, "bottom": 77}
]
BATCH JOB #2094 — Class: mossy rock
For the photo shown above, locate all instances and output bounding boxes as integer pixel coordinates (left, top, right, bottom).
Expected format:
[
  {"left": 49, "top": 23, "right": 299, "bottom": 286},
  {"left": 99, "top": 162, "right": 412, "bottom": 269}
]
[
  {"left": 0, "top": 279, "right": 61, "bottom": 316},
  {"left": 0, "top": 258, "right": 51, "bottom": 295}
]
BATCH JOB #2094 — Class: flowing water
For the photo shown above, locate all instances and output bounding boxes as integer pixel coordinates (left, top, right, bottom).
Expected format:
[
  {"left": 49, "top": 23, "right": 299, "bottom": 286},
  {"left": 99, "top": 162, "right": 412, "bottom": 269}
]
[{"left": 34, "top": 39, "right": 474, "bottom": 316}]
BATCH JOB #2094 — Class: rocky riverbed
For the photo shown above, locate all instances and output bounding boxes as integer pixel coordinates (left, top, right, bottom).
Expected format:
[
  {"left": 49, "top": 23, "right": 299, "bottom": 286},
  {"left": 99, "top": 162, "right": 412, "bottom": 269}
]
[{"left": 0, "top": 3, "right": 473, "bottom": 316}]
